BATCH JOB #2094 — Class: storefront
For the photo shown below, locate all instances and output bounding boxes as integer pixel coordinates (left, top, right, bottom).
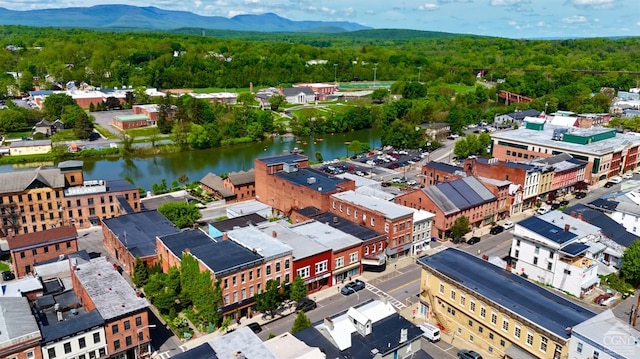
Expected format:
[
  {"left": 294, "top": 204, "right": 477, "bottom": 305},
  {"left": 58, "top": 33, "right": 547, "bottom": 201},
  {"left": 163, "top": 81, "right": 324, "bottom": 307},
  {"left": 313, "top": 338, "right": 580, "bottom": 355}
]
[{"left": 332, "top": 262, "right": 360, "bottom": 285}]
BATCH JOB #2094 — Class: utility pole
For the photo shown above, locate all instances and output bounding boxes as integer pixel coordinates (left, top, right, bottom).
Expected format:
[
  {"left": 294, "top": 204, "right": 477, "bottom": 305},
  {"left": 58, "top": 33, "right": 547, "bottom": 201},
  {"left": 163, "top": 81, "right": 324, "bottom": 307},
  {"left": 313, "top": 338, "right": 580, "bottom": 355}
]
[
  {"left": 333, "top": 63, "right": 338, "bottom": 84},
  {"left": 373, "top": 63, "right": 378, "bottom": 88}
]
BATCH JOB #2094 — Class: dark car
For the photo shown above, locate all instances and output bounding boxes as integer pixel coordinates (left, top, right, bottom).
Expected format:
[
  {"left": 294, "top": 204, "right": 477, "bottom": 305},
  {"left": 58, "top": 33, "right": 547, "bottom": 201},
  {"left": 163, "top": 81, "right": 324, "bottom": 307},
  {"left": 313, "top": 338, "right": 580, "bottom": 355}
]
[
  {"left": 1, "top": 271, "right": 15, "bottom": 281},
  {"left": 489, "top": 225, "right": 504, "bottom": 235},
  {"left": 341, "top": 279, "right": 366, "bottom": 295},
  {"left": 467, "top": 236, "right": 481, "bottom": 245},
  {"left": 296, "top": 298, "right": 317, "bottom": 313},
  {"left": 550, "top": 203, "right": 561, "bottom": 210},
  {"left": 458, "top": 349, "right": 483, "bottom": 359},
  {"left": 559, "top": 200, "right": 569, "bottom": 206},
  {"left": 604, "top": 181, "right": 616, "bottom": 188},
  {"left": 247, "top": 322, "right": 262, "bottom": 333},
  {"left": 575, "top": 192, "right": 587, "bottom": 199}
]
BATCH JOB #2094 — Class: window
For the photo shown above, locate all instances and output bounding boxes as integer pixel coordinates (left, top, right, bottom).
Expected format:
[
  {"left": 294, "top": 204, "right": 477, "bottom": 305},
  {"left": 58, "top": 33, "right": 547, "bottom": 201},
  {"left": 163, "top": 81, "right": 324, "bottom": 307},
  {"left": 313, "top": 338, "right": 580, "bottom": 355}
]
[
  {"left": 285, "top": 259, "right": 290, "bottom": 269},
  {"left": 242, "top": 288, "right": 246, "bottom": 299},
  {"left": 502, "top": 319, "right": 509, "bottom": 332},
  {"left": 576, "top": 342, "right": 583, "bottom": 353},
  {"left": 547, "top": 262, "right": 553, "bottom": 270},
  {"left": 241, "top": 273, "right": 245, "bottom": 283},
  {"left": 126, "top": 335, "right": 133, "bottom": 346},
  {"left": 450, "top": 290, "right": 456, "bottom": 301},
  {"left": 32, "top": 248, "right": 37, "bottom": 256},
  {"left": 460, "top": 295, "right": 466, "bottom": 307},
  {"left": 514, "top": 250, "right": 519, "bottom": 258},
  {"left": 124, "top": 320, "right": 131, "bottom": 330},
  {"left": 468, "top": 320, "right": 473, "bottom": 326},
  {"left": 315, "top": 260, "right": 327, "bottom": 273},
  {"left": 20, "top": 252, "right": 25, "bottom": 258},
  {"left": 349, "top": 252, "right": 358, "bottom": 263},
  {"left": 480, "top": 307, "right": 486, "bottom": 318},
  {"left": 514, "top": 326, "right": 521, "bottom": 339},
  {"left": 93, "top": 332, "right": 101, "bottom": 344},
  {"left": 563, "top": 269, "right": 572, "bottom": 275},
  {"left": 478, "top": 326, "right": 483, "bottom": 333},
  {"left": 233, "top": 291, "right": 238, "bottom": 302},
  {"left": 26, "top": 352, "right": 34, "bottom": 359},
  {"left": 335, "top": 257, "right": 344, "bottom": 268},
  {"left": 297, "top": 266, "right": 310, "bottom": 279},
  {"left": 136, "top": 316, "right": 142, "bottom": 326},
  {"left": 490, "top": 312, "right": 497, "bottom": 325},
  {"left": 114, "top": 339, "right": 121, "bottom": 350},
  {"left": 439, "top": 283, "right": 444, "bottom": 294},
  {"left": 526, "top": 333, "right": 534, "bottom": 346},
  {"left": 470, "top": 301, "right": 475, "bottom": 312},
  {"left": 593, "top": 351, "right": 600, "bottom": 359},
  {"left": 232, "top": 276, "right": 237, "bottom": 286},
  {"left": 276, "top": 262, "right": 281, "bottom": 272},
  {"left": 79, "top": 337, "right": 86, "bottom": 348},
  {"left": 257, "top": 268, "right": 261, "bottom": 278},
  {"left": 223, "top": 278, "right": 228, "bottom": 289},
  {"left": 64, "top": 342, "right": 72, "bottom": 354},
  {"left": 535, "top": 246, "right": 540, "bottom": 254},
  {"left": 99, "top": 348, "right": 106, "bottom": 357},
  {"left": 533, "top": 257, "right": 538, "bottom": 265},
  {"left": 500, "top": 340, "right": 506, "bottom": 347},
  {"left": 384, "top": 223, "right": 389, "bottom": 233},
  {"left": 540, "top": 336, "right": 548, "bottom": 352},
  {"left": 489, "top": 333, "right": 494, "bottom": 340},
  {"left": 48, "top": 348, "right": 56, "bottom": 358},
  {"left": 266, "top": 265, "right": 271, "bottom": 275},
  {"left": 112, "top": 324, "right": 119, "bottom": 334},
  {"left": 44, "top": 246, "right": 49, "bottom": 253},
  {"left": 549, "top": 251, "right": 554, "bottom": 259}
]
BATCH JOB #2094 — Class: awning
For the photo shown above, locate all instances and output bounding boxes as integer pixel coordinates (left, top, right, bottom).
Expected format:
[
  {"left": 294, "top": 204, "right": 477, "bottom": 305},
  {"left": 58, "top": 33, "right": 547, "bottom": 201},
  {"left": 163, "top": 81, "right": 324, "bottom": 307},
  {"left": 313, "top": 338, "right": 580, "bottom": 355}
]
[
  {"left": 304, "top": 273, "right": 330, "bottom": 285},
  {"left": 581, "top": 276, "right": 600, "bottom": 289},
  {"left": 504, "top": 344, "right": 537, "bottom": 359},
  {"left": 386, "top": 243, "right": 412, "bottom": 256},
  {"left": 362, "top": 253, "right": 386, "bottom": 266},
  {"left": 332, "top": 262, "right": 360, "bottom": 275}
]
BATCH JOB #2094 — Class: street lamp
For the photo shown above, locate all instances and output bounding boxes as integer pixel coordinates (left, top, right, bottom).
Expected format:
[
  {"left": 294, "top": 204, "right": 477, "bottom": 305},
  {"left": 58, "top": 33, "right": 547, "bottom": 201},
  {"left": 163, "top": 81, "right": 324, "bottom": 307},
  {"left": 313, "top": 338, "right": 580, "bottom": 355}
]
[
  {"left": 344, "top": 141, "right": 351, "bottom": 158},
  {"left": 136, "top": 324, "right": 156, "bottom": 358},
  {"left": 417, "top": 66, "right": 422, "bottom": 83},
  {"left": 346, "top": 286, "right": 360, "bottom": 303},
  {"left": 373, "top": 63, "right": 378, "bottom": 88},
  {"left": 333, "top": 64, "right": 338, "bottom": 84}
]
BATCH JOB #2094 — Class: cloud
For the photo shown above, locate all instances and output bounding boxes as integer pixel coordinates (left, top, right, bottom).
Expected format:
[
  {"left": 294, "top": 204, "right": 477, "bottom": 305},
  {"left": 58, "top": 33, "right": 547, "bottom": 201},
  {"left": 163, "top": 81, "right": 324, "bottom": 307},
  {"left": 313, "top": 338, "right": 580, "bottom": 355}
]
[
  {"left": 562, "top": 15, "right": 587, "bottom": 23},
  {"left": 343, "top": 7, "right": 355, "bottom": 17},
  {"left": 244, "top": 0, "right": 260, "bottom": 3},
  {"left": 637, "top": 21, "right": 640, "bottom": 27},
  {"left": 437, "top": 0, "right": 473, "bottom": 3},
  {"left": 490, "top": 0, "right": 530, "bottom": 6},
  {"left": 418, "top": 3, "right": 439, "bottom": 11},
  {"left": 320, "top": 6, "right": 336, "bottom": 15},
  {"left": 570, "top": 0, "right": 617, "bottom": 9},
  {"left": 365, "top": 9, "right": 375, "bottom": 15},
  {"left": 227, "top": 10, "right": 246, "bottom": 17},
  {"left": 537, "top": 21, "right": 547, "bottom": 27}
]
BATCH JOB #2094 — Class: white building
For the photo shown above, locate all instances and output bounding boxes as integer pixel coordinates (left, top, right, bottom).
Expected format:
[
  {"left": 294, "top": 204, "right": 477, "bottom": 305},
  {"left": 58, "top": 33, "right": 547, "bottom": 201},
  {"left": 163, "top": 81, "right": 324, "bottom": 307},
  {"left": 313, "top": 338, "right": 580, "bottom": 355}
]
[
  {"left": 40, "top": 313, "right": 108, "bottom": 359},
  {"left": 510, "top": 211, "right": 600, "bottom": 298},
  {"left": 411, "top": 209, "right": 434, "bottom": 256},
  {"left": 568, "top": 309, "right": 640, "bottom": 359}
]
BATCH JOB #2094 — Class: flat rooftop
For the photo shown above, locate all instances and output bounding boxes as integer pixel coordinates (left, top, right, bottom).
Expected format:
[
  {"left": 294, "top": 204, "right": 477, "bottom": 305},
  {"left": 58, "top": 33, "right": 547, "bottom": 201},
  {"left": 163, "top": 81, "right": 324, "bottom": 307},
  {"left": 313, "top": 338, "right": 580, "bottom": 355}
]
[
  {"left": 257, "top": 154, "right": 307, "bottom": 165},
  {"left": 275, "top": 167, "right": 350, "bottom": 194},
  {"left": 257, "top": 221, "right": 331, "bottom": 260},
  {"left": 227, "top": 226, "right": 293, "bottom": 261},
  {"left": 517, "top": 216, "right": 578, "bottom": 245},
  {"left": 418, "top": 248, "right": 595, "bottom": 338},
  {"left": 73, "top": 257, "right": 148, "bottom": 320},
  {"left": 290, "top": 220, "right": 362, "bottom": 251},
  {"left": 208, "top": 326, "right": 277, "bottom": 359},
  {"left": 0, "top": 297, "right": 40, "bottom": 348},
  {"left": 102, "top": 211, "right": 179, "bottom": 258},
  {"left": 312, "top": 212, "right": 383, "bottom": 241},
  {"left": 191, "top": 239, "right": 263, "bottom": 276},
  {"left": 332, "top": 190, "right": 413, "bottom": 220},
  {"left": 210, "top": 213, "right": 267, "bottom": 232}
]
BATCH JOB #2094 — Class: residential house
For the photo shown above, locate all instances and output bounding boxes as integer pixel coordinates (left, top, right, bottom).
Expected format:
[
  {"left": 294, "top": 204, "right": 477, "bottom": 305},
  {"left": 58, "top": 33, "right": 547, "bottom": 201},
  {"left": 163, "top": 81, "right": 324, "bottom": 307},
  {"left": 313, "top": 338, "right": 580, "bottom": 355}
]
[
  {"left": 568, "top": 309, "right": 640, "bottom": 359},
  {"left": 420, "top": 161, "right": 466, "bottom": 187},
  {"left": 9, "top": 226, "right": 78, "bottom": 278},
  {"left": 420, "top": 122, "right": 451, "bottom": 141},
  {"left": 0, "top": 297, "right": 42, "bottom": 359},
  {"left": 510, "top": 212, "right": 601, "bottom": 298},
  {"left": 411, "top": 209, "right": 435, "bottom": 256},
  {"left": 199, "top": 173, "right": 236, "bottom": 202},
  {"left": 494, "top": 109, "right": 541, "bottom": 125},
  {"left": 418, "top": 248, "right": 596, "bottom": 359},
  {"left": 254, "top": 154, "right": 355, "bottom": 216},
  {"left": 101, "top": 210, "right": 179, "bottom": 275},
  {"left": 294, "top": 299, "right": 427, "bottom": 359},
  {"left": 223, "top": 169, "right": 256, "bottom": 202},
  {"left": 155, "top": 229, "right": 264, "bottom": 319},
  {"left": 396, "top": 177, "right": 496, "bottom": 240},
  {"left": 589, "top": 192, "right": 640, "bottom": 238},
  {"left": 330, "top": 190, "right": 414, "bottom": 258},
  {"left": 33, "top": 119, "right": 64, "bottom": 136},
  {"left": 264, "top": 332, "right": 326, "bottom": 359},
  {"left": 175, "top": 327, "right": 278, "bottom": 359},
  {"left": 10, "top": 140, "right": 52, "bottom": 156},
  {"left": 280, "top": 87, "right": 316, "bottom": 104},
  {"left": 71, "top": 257, "right": 151, "bottom": 359}
]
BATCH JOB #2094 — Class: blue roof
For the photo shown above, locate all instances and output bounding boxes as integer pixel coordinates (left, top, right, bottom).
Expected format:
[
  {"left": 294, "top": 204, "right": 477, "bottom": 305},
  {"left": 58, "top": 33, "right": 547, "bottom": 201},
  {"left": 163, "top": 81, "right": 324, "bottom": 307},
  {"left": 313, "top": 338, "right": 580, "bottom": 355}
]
[
  {"left": 561, "top": 243, "right": 589, "bottom": 256},
  {"left": 190, "top": 239, "right": 263, "bottom": 276},
  {"left": 171, "top": 343, "right": 218, "bottom": 359},
  {"left": 39, "top": 309, "right": 104, "bottom": 343},
  {"left": 257, "top": 154, "right": 307, "bottom": 165},
  {"left": 159, "top": 230, "right": 215, "bottom": 255},
  {"left": 275, "top": 167, "right": 349, "bottom": 193},
  {"left": 563, "top": 204, "right": 637, "bottom": 248},
  {"left": 102, "top": 211, "right": 180, "bottom": 258},
  {"left": 425, "top": 161, "right": 462, "bottom": 174},
  {"left": 106, "top": 179, "right": 138, "bottom": 193},
  {"left": 313, "top": 212, "right": 383, "bottom": 241},
  {"left": 518, "top": 216, "right": 576, "bottom": 244},
  {"left": 418, "top": 249, "right": 595, "bottom": 338}
]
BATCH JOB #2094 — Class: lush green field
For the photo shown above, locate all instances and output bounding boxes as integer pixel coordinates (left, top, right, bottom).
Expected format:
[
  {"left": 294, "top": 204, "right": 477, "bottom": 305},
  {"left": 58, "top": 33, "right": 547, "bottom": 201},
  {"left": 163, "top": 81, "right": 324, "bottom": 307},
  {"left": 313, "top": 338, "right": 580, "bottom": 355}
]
[
  {"left": 125, "top": 126, "right": 166, "bottom": 138},
  {"left": 4, "top": 131, "right": 32, "bottom": 140},
  {"left": 94, "top": 124, "right": 119, "bottom": 139},
  {"left": 51, "top": 129, "right": 78, "bottom": 142}
]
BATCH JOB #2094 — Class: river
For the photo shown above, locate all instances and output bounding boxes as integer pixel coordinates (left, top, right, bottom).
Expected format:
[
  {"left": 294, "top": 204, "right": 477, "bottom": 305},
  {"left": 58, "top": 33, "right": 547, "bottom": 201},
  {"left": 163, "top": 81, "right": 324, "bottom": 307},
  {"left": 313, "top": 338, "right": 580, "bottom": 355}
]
[{"left": 0, "top": 129, "right": 381, "bottom": 191}]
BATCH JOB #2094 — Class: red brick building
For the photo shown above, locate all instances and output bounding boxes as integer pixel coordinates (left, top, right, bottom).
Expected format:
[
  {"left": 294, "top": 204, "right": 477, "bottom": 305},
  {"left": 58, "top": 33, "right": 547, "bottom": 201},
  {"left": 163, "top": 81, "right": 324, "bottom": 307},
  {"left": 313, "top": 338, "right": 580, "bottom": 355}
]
[
  {"left": 9, "top": 226, "right": 78, "bottom": 278},
  {"left": 254, "top": 154, "right": 355, "bottom": 215},
  {"left": 0, "top": 297, "right": 43, "bottom": 359},
  {"left": 420, "top": 161, "right": 466, "bottom": 187},
  {"left": 223, "top": 169, "right": 256, "bottom": 202}
]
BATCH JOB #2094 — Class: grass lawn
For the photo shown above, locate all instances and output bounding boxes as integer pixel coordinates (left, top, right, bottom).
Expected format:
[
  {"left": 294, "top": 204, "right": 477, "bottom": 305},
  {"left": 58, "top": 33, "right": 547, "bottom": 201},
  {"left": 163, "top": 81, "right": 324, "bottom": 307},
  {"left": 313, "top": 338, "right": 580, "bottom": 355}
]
[
  {"left": 4, "top": 131, "right": 32, "bottom": 140},
  {"left": 51, "top": 129, "right": 78, "bottom": 142},
  {"left": 192, "top": 87, "right": 254, "bottom": 93},
  {"left": 0, "top": 262, "right": 10, "bottom": 272},
  {"left": 94, "top": 124, "right": 119, "bottom": 140},
  {"left": 125, "top": 127, "right": 166, "bottom": 138},
  {"left": 429, "top": 83, "right": 476, "bottom": 94}
]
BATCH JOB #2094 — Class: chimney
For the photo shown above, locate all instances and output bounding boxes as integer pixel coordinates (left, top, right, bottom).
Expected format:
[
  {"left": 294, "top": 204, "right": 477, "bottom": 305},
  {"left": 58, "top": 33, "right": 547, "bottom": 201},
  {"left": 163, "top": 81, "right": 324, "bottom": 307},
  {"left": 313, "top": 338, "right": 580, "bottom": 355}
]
[
  {"left": 564, "top": 224, "right": 570, "bottom": 232},
  {"left": 577, "top": 213, "right": 584, "bottom": 221},
  {"left": 570, "top": 211, "right": 577, "bottom": 218},
  {"left": 399, "top": 328, "right": 408, "bottom": 343},
  {"left": 222, "top": 232, "right": 228, "bottom": 241},
  {"left": 272, "top": 230, "right": 277, "bottom": 238},
  {"left": 324, "top": 317, "right": 334, "bottom": 331},
  {"left": 234, "top": 351, "right": 245, "bottom": 359},
  {"left": 333, "top": 216, "right": 338, "bottom": 223}
]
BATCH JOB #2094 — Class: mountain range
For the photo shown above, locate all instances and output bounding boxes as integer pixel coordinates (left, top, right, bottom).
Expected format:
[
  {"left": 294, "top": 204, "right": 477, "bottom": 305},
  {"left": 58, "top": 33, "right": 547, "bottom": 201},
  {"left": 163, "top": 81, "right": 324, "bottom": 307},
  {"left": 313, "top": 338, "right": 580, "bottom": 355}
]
[{"left": 0, "top": 5, "right": 371, "bottom": 32}]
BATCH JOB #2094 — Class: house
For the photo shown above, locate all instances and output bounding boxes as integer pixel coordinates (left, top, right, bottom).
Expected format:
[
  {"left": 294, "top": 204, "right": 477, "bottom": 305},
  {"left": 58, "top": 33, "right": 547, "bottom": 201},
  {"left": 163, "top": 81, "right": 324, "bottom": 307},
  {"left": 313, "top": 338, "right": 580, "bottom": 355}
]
[
  {"left": 568, "top": 309, "right": 640, "bottom": 359},
  {"left": 0, "top": 297, "right": 42, "bottom": 359},
  {"left": 226, "top": 200, "right": 273, "bottom": 219},
  {"left": 223, "top": 169, "right": 256, "bottom": 202},
  {"left": 9, "top": 226, "right": 78, "bottom": 278},
  {"left": 112, "top": 114, "right": 151, "bottom": 130},
  {"left": 396, "top": 177, "right": 496, "bottom": 240},
  {"left": 101, "top": 210, "right": 180, "bottom": 275},
  {"left": 280, "top": 87, "right": 316, "bottom": 104},
  {"left": 510, "top": 212, "right": 601, "bottom": 298},
  {"left": 588, "top": 191, "right": 640, "bottom": 238},
  {"left": 420, "top": 122, "right": 451, "bottom": 141},
  {"left": 494, "top": 109, "right": 541, "bottom": 125},
  {"left": 33, "top": 119, "right": 64, "bottom": 136},
  {"left": 199, "top": 172, "right": 236, "bottom": 201},
  {"left": 71, "top": 257, "right": 151, "bottom": 359},
  {"left": 532, "top": 153, "right": 587, "bottom": 195},
  {"left": 411, "top": 209, "right": 435, "bottom": 256},
  {"left": 264, "top": 332, "right": 326, "bottom": 359},
  {"left": 177, "top": 327, "right": 278, "bottom": 359},
  {"left": 418, "top": 248, "right": 596, "bottom": 359},
  {"left": 10, "top": 140, "right": 52, "bottom": 155},
  {"left": 294, "top": 299, "right": 427, "bottom": 359},
  {"left": 419, "top": 161, "right": 466, "bottom": 187}
]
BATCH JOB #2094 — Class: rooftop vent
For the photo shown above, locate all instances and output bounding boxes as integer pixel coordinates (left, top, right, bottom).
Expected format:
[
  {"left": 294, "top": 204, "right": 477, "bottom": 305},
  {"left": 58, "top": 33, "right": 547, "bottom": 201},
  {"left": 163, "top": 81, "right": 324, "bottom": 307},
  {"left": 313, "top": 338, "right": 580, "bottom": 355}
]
[
  {"left": 399, "top": 328, "right": 408, "bottom": 343},
  {"left": 307, "top": 177, "right": 317, "bottom": 184},
  {"left": 283, "top": 162, "right": 299, "bottom": 173}
]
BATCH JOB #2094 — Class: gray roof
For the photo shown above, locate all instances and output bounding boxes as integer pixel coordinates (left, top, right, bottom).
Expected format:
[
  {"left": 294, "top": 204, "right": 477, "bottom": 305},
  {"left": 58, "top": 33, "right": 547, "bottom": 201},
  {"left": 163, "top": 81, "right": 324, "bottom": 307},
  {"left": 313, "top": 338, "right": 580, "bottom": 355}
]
[
  {"left": 10, "top": 139, "right": 52, "bottom": 147},
  {"left": 38, "top": 308, "right": 104, "bottom": 343},
  {"left": 227, "top": 226, "right": 293, "bottom": 261},
  {"left": 200, "top": 173, "right": 234, "bottom": 197},
  {"left": 282, "top": 87, "right": 315, "bottom": 96},
  {"left": 517, "top": 216, "right": 577, "bottom": 244},
  {"left": 423, "top": 176, "right": 496, "bottom": 215},
  {"left": 0, "top": 167, "right": 65, "bottom": 194},
  {"left": 418, "top": 248, "right": 595, "bottom": 339},
  {"left": 312, "top": 212, "right": 384, "bottom": 241},
  {"left": 275, "top": 167, "right": 350, "bottom": 194},
  {"left": 0, "top": 297, "right": 40, "bottom": 348},
  {"left": 102, "top": 211, "right": 179, "bottom": 258},
  {"left": 571, "top": 310, "right": 640, "bottom": 358},
  {"left": 172, "top": 343, "right": 217, "bottom": 359},
  {"left": 227, "top": 169, "right": 255, "bottom": 186},
  {"left": 191, "top": 239, "right": 263, "bottom": 276},
  {"left": 257, "top": 221, "right": 331, "bottom": 260},
  {"left": 73, "top": 257, "right": 148, "bottom": 320},
  {"left": 210, "top": 213, "right": 267, "bottom": 232},
  {"left": 290, "top": 220, "right": 362, "bottom": 252},
  {"left": 58, "top": 160, "right": 84, "bottom": 169},
  {"left": 257, "top": 154, "right": 307, "bottom": 166},
  {"left": 425, "top": 161, "right": 464, "bottom": 174},
  {"left": 331, "top": 190, "right": 413, "bottom": 220},
  {"left": 208, "top": 326, "right": 277, "bottom": 359}
]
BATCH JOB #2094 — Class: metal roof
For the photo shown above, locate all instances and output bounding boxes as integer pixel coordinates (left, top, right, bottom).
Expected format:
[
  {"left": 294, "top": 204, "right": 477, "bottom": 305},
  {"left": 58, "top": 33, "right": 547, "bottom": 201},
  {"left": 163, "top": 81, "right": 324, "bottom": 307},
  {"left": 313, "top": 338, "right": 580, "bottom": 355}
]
[
  {"left": 227, "top": 169, "right": 255, "bottom": 186},
  {"left": 257, "top": 154, "right": 307, "bottom": 166},
  {"left": 290, "top": 220, "right": 362, "bottom": 251},
  {"left": 0, "top": 167, "right": 65, "bottom": 194},
  {"left": 563, "top": 204, "right": 637, "bottom": 248},
  {"left": 0, "top": 297, "right": 40, "bottom": 347},
  {"left": 418, "top": 248, "right": 596, "bottom": 338},
  {"left": 517, "top": 216, "right": 577, "bottom": 244},
  {"left": 102, "top": 211, "right": 179, "bottom": 258},
  {"left": 257, "top": 221, "right": 331, "bottom": 260},
  {"left": 275, "top": 168, "right": 350, "bottom": 194},
  {"left": 424, "top": 177, "right": 496, "bottom": 215},
  {"left": 332, "top": 190, "right": 413, "bottom": 220},
  {"left": 425, "top": 161, "right": 463, "bottom": 173},
  {"left": 227, "top": 226, "right": 293, "bottom": 261},
  {"left": 312, "top": 212, "right": 384, "bottom": 241},
  {"left": 560, "top": 243, "right": 590, "bottom": 256}
]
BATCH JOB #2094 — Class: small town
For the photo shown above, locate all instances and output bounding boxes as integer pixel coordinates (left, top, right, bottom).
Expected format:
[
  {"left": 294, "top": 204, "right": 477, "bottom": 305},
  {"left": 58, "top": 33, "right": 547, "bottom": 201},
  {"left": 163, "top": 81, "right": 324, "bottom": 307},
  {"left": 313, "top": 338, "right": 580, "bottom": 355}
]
[{"left": 1, "top": 2, "right": 640, "bottom": 359}]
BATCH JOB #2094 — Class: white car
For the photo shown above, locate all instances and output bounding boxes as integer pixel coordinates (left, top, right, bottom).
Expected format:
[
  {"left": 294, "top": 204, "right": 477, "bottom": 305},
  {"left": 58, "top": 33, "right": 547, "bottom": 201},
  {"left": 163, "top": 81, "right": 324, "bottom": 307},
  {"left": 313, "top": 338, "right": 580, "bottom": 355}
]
[
  {"left": 502, "top": 221, "right": 514, "bottom": 230},
  {"left": 623, "top": 173, "right": 633, "bottom": 180}
]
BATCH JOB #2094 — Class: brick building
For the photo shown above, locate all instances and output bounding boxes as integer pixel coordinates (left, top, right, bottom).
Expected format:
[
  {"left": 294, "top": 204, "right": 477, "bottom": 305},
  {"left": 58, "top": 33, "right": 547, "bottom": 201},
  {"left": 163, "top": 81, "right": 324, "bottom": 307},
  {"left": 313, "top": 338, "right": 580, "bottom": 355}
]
[
  {"left": 223, "top": 169, "right": 256, "bottom": 202},
  {"left": 420, "top": 161, "right": 466, "bottom": 186},
  {"left": 9, "top": 226, "right": 78, "bottom": 278},
  {"left": 0, "top": 297, "right": 42, "bottom": 359},
  {"left": 396, "top": 177, "right": 496, "bottom": 240},
  {"left": 112, "top": 114, "right": 151, "bottom": 130},
  {"left": 71, "top": 257, "right": 151, "bottom": 359},
  {"left": 254, "top": 154, "right": 355, "bottom": 215}
]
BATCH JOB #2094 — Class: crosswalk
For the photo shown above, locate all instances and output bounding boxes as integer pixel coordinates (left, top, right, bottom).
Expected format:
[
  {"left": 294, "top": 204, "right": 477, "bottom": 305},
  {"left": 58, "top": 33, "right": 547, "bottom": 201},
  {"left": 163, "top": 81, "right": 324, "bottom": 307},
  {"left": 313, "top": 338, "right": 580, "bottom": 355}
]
[{"left": 365, "top": 282, "right": 407, "bottom": 310}]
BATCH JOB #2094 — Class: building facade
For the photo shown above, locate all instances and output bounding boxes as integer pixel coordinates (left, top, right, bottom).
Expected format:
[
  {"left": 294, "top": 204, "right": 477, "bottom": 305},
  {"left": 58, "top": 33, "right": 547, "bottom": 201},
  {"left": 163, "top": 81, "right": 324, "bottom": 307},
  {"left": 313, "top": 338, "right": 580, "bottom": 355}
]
[
  {"left": 9, "top": 226, "right": 78, "bottom": 278},
  {"left": 0, "top": 297, "right": 43, "bottom": 359}
]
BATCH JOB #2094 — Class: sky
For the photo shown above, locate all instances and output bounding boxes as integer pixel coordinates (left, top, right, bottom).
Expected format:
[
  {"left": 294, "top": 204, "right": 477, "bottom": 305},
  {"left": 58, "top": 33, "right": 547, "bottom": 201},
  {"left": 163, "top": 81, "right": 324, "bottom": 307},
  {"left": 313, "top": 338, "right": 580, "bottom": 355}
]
[{"left": 0, "top": 0, "right": 638, "bottom": 38}]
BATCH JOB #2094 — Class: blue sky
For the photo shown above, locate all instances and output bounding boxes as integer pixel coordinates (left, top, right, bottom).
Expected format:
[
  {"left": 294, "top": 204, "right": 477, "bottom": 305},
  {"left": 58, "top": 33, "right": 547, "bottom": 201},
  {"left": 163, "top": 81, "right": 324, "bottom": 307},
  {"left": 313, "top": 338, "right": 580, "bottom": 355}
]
[{"left": 1, "top": 0, "right": 638, "bottom": 38}]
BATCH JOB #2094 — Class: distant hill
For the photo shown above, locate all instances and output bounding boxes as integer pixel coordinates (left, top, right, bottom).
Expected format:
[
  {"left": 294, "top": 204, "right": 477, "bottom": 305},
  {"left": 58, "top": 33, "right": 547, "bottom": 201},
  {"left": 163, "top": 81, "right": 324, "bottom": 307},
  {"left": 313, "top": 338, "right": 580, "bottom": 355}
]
[{"left": 0, "top": 5, "right": 371, "bottom": 32}]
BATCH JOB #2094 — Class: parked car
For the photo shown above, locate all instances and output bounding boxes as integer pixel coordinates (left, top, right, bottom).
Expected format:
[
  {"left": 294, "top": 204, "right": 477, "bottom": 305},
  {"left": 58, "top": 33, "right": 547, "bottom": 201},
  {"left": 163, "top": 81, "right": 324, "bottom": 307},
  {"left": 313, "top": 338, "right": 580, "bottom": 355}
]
[
  {"left": 467, "top": 236, "right": 481, "bottom": 245},
  {"left": 502, "top": 221, "right": 514, "bottom": 230},
  {"left": 341, "top": 279, "right": 366, "bottom": 295},
  {"left": 458, "top": 349, "right": 483, "bottom": 359},
  {"left": 537, "top": 205, "right": 551, "bottom": 215},
  {"left": 247, "top": 322, "right": 262, "bottom": 333},
  {"left": 575, "top": 192, "right": 587, "bottom": 199},
  {"left": 550, "top": 203, "right": 561, "bottom": 210},
  {"left": 623, "top": 173, "right": 633, "bottom": 180},
  {"left": 604, "top": 181, "right": 616, "bottom": 188},
  {"left": 295, "top": 298, "right": 317, "bottom": 313},
  {"left": 1, "top": 271, "right": 15, "bottom": 281},
  {"left": 609, "top": 176, "right": 623, "bottom": 184},
  {"left": 559, "top": 200, "right": 569, "bottom": 206},
  {"left": 489, "top": 226, "right": 504, "bottom": 235}
]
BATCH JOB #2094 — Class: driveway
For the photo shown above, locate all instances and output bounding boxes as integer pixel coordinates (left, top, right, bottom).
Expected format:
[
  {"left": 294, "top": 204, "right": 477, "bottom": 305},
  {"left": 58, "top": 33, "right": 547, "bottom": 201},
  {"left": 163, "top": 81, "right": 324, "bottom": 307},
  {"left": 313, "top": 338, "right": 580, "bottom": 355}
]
[{"left": 90, "top": 109, "right": 132, "bottom": 136}]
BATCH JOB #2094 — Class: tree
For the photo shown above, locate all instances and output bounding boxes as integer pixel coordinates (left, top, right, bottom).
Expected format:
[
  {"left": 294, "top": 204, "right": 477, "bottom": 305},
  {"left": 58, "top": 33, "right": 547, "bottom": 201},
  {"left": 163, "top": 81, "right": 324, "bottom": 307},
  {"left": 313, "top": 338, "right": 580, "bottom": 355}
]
[
  {"left": 104, "top": 96, "right": 122, "bottom": 110},
  {"left": 43, "top": 93, "right": 76, "bottom": 121},
  {"left": 255, "top": 279, "right": 282, "bottom": 318},
  {"left": 132, "top": 257, "right": 149, "bottom": 287},
  {"left": 347, "top": 140, "right": 363, "bottom": 156},
  {"left": 157, "top": 201, "right": 202, "bottom": 228},
  {"left": 289, "top": 275, "right": 307, "bottom": 303},
  {"left": 450, "top": 216, "right": 470, "bottom": 241},
  {"left": 18, "top": 70, "right": 34, "bottom": 94},
  {"left": 73, "top": 111, "right": 94, "bottom": 140},
  {"left": 381, "top": 120, "right": 424, "bottom": 149},
  {"left": 178, "top": 174, "right": 189, "bottom": 188},
  {"left": 453, "top": 138, "right": 470, "bottom": 159},
  {"left": 621, "top": 241, "right": 640, "bottom": 286},
  {"left": 291, "top": 311, "right": 312, "bottom": 334},
  {"left": 237, "top": 92, "right": 257, "bottom": 106},
  {"left": 268, "top": 94, "right": 286, "bottom": 111},
  {"left": 402, "top": 81, "right": 427, "bottom": 99},
  {"left": 121, "top": 133, "right": 134, "bottom": 156},
  {"left": 315, "top": 151, "right": 323, "bottom": 162},
  {"left": 574, "top": 180, "right": 589, "bottom": 192},
  {"left": 371, "top": 88, "right": 389, "bottom": 104}
]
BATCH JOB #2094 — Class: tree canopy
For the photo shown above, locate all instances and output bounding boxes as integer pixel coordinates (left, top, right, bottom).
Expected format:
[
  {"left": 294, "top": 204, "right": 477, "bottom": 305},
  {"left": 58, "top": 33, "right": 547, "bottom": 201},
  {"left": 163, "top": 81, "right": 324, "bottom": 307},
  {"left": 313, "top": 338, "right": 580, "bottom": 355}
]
[
  {"left": 157, "top": 201, "right": 202, "bottom": 228},
  {"left": 621, "top": 240, "right": 640, "bottom": 286}
]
